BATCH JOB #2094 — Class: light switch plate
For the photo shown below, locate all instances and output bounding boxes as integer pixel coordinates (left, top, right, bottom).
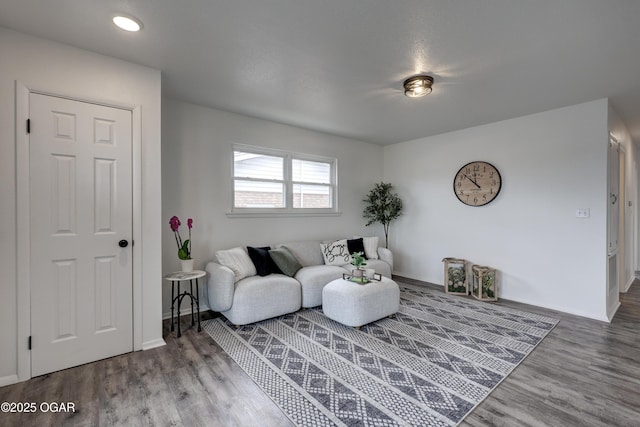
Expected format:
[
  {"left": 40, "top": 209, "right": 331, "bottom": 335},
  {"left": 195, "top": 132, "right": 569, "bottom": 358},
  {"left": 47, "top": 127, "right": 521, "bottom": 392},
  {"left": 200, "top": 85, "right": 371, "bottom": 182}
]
[{"left": 575, "top": 208, "right": 590, "bottom": 218}]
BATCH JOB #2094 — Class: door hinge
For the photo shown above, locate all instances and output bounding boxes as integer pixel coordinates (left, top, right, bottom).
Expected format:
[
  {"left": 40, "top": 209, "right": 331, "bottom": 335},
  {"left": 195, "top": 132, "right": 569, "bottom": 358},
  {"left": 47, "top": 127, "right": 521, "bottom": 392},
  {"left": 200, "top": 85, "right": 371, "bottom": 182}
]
[
  {"left": 27, "top": 119, "right": 31, "bottom": 134},
  {"left": 28, "top": 335, "right": 32, "bottom": 350}
]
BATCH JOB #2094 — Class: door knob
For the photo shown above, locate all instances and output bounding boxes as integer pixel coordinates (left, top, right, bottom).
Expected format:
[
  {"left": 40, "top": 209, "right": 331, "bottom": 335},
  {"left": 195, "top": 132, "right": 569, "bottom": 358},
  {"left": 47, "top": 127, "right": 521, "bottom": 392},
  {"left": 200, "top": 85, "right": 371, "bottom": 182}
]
[{"left": 118, "top": 240, "right": 129, "bottom": 248}]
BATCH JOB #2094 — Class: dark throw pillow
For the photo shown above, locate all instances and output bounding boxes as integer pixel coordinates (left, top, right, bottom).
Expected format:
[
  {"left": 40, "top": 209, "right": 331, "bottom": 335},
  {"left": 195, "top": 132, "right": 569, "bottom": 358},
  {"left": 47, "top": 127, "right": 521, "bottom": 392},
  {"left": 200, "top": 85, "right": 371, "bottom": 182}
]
[
  {"left": 268, "top": 246, "right": 302, "bottom": 277},
  {"left": 247, "top": 246, "right": 282, "bottom": 276},
  {"left": 347, "top": 238, "right": 367, "bottom": 259}
]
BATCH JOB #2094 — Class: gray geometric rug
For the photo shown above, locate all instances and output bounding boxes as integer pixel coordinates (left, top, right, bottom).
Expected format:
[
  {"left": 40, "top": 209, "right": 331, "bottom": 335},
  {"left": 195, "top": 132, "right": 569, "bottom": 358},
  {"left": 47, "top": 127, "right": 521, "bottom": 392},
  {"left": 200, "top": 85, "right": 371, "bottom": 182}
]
[{"left": 203, "top": 283, "right": 558, "bottom": 426}]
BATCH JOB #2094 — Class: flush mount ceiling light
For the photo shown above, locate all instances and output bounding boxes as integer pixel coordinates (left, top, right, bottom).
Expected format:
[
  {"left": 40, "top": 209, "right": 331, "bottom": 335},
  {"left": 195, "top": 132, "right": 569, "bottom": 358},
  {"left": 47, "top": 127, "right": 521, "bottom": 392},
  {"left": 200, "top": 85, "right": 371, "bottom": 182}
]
[
  {"left": 403, "top": 75, "right": 434, "bottom": 98},
  {"left": 113, "top": 15, "right": 143, "bottom": 32}
]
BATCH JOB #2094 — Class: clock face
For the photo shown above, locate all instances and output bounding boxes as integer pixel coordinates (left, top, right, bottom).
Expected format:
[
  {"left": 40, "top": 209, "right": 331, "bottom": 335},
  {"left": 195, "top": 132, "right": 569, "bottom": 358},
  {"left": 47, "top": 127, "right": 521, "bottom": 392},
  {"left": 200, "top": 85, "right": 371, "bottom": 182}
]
[{"left": 454, "top": 161, "right": 502, "bottom": 206}]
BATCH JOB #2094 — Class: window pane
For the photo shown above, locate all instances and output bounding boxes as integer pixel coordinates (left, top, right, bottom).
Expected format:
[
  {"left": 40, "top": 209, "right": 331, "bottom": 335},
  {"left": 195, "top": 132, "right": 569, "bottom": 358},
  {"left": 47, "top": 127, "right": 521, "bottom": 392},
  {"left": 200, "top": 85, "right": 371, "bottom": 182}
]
[
  {"left": 234, "top": 180, "right": 284, "bottom": 208},
  {"left": 292, "top": 159, "right": 331, "bottom": 184},
  {"left": 293, "top": 184, "right": 331, "bottom": 208},
  {"left": 234, "top": 151, "right": 283, "bottom": 180}
]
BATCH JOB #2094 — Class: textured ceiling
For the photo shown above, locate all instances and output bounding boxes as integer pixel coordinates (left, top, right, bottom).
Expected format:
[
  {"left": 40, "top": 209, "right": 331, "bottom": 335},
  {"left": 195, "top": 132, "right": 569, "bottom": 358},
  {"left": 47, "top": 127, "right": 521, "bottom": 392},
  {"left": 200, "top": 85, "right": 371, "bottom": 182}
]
[{"left": 1, "top": 0, "right": 639, "bottom": 145}]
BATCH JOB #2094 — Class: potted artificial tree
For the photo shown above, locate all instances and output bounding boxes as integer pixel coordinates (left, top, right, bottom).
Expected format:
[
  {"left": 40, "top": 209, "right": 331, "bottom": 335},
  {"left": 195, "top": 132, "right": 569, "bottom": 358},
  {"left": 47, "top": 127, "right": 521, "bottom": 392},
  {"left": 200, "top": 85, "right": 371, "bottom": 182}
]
[{"left": 362, "top": 182, "right": 403, "bottom": 249}]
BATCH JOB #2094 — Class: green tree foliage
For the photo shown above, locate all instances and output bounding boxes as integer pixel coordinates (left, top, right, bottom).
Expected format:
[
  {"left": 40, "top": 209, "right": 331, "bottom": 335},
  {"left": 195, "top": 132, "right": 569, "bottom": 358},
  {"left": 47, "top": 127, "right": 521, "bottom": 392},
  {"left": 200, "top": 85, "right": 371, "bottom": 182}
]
[{"left": 362, "top": 182, "right": 403, "bottom": 248}]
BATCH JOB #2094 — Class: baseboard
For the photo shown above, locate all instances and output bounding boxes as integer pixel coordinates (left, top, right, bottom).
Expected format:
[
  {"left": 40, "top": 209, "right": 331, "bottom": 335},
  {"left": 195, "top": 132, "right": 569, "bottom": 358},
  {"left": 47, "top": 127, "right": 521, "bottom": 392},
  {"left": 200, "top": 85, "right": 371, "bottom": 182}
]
[
  {"left": 392, "top": 274, "right": 441, "bottom": 288},
  {"left": 141, "top": 338, "right": 167, "bottom": 351},
  {"left": 392, "top": 274, "right": 612, "bottom": 322},
  {"left": 162, "top": 303, "right": 211, "bottom": 320},
  {"left": 0, "top": 374, "right": 19, "bottom": 387},
  {"left": 607, "top": 301, "right": 622, "bottom": 322},
  {"left": 487, "top": 295, "right": 610, "bottom": 322},
  {"left": 621, "top": 277, "right": 635, "bottom": 293}
]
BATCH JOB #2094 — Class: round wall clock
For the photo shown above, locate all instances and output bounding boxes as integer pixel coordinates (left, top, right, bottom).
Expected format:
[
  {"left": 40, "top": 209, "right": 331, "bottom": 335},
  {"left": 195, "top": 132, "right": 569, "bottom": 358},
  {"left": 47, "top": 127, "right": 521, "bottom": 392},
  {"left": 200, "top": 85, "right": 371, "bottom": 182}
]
[{"left": 453, "top": 161, "right": 502, "bottom": 206}]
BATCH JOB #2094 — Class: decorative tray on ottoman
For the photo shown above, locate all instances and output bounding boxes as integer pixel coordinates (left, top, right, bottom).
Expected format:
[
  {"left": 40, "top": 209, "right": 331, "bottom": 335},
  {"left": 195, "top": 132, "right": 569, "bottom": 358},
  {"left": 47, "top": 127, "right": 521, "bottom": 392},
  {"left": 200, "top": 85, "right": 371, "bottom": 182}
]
[{"left": 343, "top": 272, "right": 382, "bottom": 285}]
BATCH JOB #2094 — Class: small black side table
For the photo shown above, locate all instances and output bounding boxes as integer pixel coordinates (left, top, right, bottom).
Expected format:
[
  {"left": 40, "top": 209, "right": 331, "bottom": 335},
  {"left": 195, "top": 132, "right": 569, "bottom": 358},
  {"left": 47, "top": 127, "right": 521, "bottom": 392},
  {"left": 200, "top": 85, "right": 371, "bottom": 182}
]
[{"left": 163, "top": 270, "right": 206, "bottom": 337}]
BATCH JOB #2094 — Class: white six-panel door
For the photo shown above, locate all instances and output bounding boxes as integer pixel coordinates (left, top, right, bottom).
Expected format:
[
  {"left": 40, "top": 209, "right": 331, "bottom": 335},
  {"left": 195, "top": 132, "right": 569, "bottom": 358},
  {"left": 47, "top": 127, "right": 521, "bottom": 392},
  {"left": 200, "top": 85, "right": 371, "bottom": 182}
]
[{"left": 29, "top": 93, "right": 133, "bottom": 376}]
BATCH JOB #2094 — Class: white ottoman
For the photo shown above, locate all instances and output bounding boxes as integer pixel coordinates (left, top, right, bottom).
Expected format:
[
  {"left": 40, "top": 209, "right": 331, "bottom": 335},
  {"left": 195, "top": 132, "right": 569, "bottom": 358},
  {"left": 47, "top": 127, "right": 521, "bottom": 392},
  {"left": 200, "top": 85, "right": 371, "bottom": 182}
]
[{"left": 322, "top": 277, "right": 400, "bottom": 328}]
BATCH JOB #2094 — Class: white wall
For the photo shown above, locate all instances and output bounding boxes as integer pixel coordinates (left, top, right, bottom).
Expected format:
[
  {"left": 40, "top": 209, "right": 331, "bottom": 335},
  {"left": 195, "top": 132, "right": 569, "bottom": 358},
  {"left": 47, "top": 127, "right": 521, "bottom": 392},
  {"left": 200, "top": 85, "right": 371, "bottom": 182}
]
[
  {"left": 161, "top": 98, "right": 384, "bottom": 315},
  {"left": 384, "top": 100, "right": 610, "bottom": 321},
  {"left": 0, "top": 28, "right": 163, "bottom": 385}
]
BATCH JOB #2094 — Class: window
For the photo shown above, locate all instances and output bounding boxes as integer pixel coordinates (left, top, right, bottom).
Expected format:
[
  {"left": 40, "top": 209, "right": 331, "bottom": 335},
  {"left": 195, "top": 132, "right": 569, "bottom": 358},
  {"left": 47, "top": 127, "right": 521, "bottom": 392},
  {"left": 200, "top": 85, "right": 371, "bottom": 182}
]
[
  {"left": 232, "top": 146, "right": 337, "bottom": 216},
  {"left": 234, "top": 152, "right": 285, "bottom": 208}
]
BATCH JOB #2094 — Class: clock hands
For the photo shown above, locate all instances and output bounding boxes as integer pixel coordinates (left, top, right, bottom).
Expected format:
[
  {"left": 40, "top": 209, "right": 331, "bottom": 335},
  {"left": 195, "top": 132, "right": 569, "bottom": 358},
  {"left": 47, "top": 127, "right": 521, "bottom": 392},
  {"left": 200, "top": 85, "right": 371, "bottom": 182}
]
[{"left": 462, "top": 173, "right": 481, "bottom": 189}]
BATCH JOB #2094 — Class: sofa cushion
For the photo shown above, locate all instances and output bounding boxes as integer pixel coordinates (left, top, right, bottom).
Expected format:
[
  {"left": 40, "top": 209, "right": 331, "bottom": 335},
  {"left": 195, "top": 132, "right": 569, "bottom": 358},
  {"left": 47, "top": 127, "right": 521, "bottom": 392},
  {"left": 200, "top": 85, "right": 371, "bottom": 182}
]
[
  {"left": 295, "top": 265, "right": 347, "bottom": 307},
  {"left": 278, "top": 240, "right": 324, "bottom": 267},
  {"left": 216, "top": 247, "right": 256, "bottom": 282},
  {"left": 347, "top": 238, "right": 366, "bottom": 259},
  {"left": 247, "top": 246, "right": 282, "bottom": 276},
  {"left": 320, "top": 239, "right": 352, "bottom": 266},
  {"left": 223, "top": 274, "right": 301, "bottom": 325},
  {"left": 269, "top": 246, "right": 303, "bottom": 277}
]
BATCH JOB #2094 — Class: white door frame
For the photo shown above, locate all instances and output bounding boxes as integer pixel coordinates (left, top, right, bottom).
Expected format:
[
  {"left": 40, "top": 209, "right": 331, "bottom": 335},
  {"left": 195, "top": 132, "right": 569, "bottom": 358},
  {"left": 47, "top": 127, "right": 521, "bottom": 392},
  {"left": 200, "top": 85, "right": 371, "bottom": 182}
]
[
  {"left": 15, "top": 81, "right": 143, "bottom": 381},
  {"left": 631, "top": 159, "right": 640, "bottom": 278},
  {"left": 618, "top": 144, "right": 626, "bottom": 292},
  {"left": 606, "top": 136, "right": 620, "bottom": 319}
]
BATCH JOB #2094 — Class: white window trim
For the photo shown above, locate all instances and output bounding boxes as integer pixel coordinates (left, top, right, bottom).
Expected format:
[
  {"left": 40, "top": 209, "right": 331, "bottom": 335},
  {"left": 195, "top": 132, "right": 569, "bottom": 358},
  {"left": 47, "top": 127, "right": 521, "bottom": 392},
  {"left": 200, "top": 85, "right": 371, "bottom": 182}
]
[{"left": 228, "top": 144, "right": 340, "bottom": 218}]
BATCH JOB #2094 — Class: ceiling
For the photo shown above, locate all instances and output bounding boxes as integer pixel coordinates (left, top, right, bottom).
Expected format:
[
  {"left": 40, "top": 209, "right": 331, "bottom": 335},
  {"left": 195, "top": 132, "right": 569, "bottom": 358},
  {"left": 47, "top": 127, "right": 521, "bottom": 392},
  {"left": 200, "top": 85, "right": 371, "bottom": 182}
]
[{"left": 1, "top": 0, "right": 640, "bottom": 145}]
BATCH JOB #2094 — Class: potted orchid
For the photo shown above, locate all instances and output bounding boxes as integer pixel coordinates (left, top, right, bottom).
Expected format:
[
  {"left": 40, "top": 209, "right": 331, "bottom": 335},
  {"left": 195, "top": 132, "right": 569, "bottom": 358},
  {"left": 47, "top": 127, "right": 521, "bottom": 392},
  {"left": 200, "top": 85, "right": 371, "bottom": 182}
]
[{"left": 169, "top": 216, "right": 194, "bottom": 272}]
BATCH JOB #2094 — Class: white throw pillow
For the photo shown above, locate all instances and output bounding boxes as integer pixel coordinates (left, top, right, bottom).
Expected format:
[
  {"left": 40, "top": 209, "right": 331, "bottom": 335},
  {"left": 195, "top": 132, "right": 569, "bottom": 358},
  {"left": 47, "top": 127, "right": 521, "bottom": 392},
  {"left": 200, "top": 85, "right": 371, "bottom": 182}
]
[
  {"left": 362, "top": 236, "right": 379, "bottom": 259},
  {"left": 320, "top": 239, "right": 352, "bottom": 266},
  {"left": 216, "top": 247, "right": 256, "bottom": 282}
]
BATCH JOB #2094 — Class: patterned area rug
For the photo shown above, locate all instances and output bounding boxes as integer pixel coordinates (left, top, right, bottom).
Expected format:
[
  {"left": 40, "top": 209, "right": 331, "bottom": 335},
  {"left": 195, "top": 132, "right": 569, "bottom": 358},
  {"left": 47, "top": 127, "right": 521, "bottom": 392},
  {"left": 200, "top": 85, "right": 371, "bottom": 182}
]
[{"left": 203, "top": 283, "right": 558, "bottom": 426}]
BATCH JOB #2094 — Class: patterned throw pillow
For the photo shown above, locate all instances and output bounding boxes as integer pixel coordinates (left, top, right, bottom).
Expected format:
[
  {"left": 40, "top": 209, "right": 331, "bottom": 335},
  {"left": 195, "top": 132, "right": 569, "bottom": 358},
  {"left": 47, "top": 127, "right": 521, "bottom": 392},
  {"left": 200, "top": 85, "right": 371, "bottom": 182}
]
[
  {"left": 216, "top": 247, "right": 257, "bottom": 282},
  {"left": 320, "top": 239, "right": 352, "bottom": 266}
]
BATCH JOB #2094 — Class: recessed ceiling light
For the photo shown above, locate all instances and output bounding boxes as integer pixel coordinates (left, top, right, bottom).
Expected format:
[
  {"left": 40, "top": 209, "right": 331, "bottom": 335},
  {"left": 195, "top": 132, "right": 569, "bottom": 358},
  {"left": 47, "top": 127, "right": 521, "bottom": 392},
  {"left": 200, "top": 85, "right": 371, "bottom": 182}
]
[
  {"left": 403, "top": 75, "right": 434, "bottom": 98},
  {"left": 113, "top": 15, "right": 143, "bottom": 32}
]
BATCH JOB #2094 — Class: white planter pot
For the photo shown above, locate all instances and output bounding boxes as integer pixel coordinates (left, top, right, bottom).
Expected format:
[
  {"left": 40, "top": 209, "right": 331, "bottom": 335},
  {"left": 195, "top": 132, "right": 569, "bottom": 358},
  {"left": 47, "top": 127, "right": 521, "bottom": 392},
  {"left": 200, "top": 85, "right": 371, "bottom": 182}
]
[
  {"left": 180, "top": 259, "right": 194, "bottom": 272},
  {"left": 352, "top": 269, "right": 365, "bottom": 279}
]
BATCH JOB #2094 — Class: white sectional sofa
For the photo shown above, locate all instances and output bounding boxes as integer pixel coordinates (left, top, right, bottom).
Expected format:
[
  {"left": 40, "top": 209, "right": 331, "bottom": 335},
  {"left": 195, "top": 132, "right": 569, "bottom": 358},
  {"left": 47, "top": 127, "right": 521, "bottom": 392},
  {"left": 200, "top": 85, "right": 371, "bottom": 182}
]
[{"left": 206, "top": 238, "right": 393, "bottom": 325}]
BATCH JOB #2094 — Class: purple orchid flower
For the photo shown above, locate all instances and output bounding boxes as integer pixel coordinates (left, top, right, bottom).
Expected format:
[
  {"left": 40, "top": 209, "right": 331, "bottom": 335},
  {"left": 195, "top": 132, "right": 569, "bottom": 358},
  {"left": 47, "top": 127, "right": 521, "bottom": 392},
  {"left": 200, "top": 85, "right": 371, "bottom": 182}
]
[
  {"left": 169, "top": 216, "right": 181, "bottom": 232},
  {"left": 169, "top": 216, "right": 194, "bottom": 260}
]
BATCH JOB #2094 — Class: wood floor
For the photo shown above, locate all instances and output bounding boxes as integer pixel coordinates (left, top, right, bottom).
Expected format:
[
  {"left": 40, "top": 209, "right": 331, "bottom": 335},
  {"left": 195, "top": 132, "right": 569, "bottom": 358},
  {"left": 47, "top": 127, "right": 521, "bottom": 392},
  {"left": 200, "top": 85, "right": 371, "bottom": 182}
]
[{"left": 1, "top": 279, "right": 639, "bottom": 427}]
